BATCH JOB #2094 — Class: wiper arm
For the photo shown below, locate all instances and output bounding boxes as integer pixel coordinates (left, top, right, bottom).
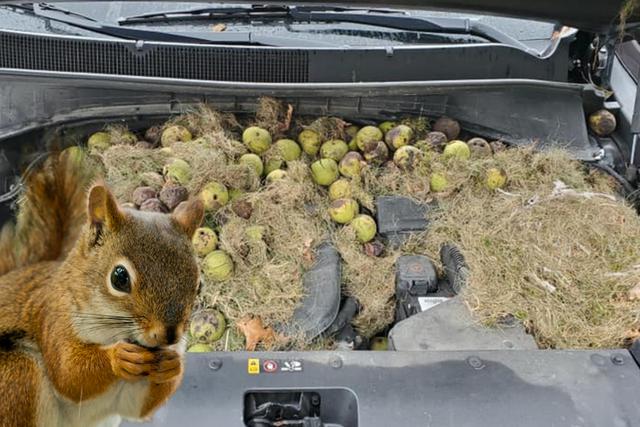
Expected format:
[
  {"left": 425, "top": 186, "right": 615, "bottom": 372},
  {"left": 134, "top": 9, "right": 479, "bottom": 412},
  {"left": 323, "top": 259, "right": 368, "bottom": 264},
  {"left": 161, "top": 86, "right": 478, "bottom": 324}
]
[
  {"left": 289, "top": 8, "right": 537, "bottom": 54},
  {"left": 119, "top": 5, "right": 403, "bottom": 24},
  {"left": 119, "top": 4, "right": 537, "bottom": 54},
  {"left": 22, "top": 3, "right": 335, "bottom": 47}
]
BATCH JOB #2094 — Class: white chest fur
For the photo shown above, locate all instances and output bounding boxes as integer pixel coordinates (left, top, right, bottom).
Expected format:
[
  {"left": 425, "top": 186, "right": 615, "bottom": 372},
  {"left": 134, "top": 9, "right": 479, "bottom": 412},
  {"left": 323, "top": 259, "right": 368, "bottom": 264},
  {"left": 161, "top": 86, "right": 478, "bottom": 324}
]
[{"left": 38, "top": 379, "right": 150, "bottom": 427}]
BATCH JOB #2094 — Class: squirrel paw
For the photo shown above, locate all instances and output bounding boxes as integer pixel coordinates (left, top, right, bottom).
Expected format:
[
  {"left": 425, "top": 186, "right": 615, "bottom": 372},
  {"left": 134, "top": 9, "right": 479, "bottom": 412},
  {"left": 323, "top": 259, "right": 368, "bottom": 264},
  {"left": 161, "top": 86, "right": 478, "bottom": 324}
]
[
  {"left": 108, "top": 342, "right": 157, "bottom": 382},
  {"left": 148, "top": 349, "right": 183, "bottom": 384}
]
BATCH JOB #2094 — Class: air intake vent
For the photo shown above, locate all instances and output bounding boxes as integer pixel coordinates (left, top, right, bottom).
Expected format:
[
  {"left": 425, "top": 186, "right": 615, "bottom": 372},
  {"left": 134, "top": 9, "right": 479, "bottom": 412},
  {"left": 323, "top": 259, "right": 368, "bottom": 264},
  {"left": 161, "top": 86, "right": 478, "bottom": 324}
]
[{"left": 0, "top": 30, "right": 309, "bottom": 83}]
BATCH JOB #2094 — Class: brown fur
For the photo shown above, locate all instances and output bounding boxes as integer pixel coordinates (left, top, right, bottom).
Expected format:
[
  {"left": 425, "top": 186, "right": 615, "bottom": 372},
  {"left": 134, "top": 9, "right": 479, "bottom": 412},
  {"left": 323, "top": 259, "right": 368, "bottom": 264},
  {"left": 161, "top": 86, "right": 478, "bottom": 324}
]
[
  {"left": 0, "top": 151, "right": 204, "bottom": 426},
  {"left": 0, "top": 151, "right": 91, "bottom": 275},
  {"left": 0, "top": 348, "right": 41, "bottom": 427}
]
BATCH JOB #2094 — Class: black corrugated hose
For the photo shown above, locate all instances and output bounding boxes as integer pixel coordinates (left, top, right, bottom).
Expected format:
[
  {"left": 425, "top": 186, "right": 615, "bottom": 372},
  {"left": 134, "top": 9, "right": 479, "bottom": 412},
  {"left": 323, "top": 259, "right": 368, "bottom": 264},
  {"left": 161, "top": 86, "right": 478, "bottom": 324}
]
[{"left": 590, "top": 161, "right": 640, "bottom": 211}]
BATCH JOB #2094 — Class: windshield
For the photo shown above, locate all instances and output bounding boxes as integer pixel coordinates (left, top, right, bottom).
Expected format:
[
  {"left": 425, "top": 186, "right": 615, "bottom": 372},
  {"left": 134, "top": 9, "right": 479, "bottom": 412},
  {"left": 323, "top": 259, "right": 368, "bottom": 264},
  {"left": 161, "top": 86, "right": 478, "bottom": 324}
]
[{"left": 0, "top": 1, "right": 558, "bottom": 52}]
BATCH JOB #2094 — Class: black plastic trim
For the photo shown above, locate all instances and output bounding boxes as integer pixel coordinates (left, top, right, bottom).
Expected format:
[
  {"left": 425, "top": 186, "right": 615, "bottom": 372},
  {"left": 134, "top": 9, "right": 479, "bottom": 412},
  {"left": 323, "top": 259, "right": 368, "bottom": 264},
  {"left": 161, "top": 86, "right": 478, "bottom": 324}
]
[{"left": 0, "top": 28, "right": 570, "bottom": 83}]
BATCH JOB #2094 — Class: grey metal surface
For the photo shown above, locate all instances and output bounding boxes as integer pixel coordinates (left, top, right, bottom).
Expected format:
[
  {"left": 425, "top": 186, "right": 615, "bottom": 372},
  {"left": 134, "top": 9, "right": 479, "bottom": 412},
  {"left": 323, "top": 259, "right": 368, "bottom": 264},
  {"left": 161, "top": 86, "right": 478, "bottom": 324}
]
[
  {"left": 0, "top": 71, "right": 602, "bottom": 160},
  {"left": 122, "top": 349, "right": 640, "bottom": 426},
  {"left": 389, "top": 297, "right": 538, "bottom": 351}
]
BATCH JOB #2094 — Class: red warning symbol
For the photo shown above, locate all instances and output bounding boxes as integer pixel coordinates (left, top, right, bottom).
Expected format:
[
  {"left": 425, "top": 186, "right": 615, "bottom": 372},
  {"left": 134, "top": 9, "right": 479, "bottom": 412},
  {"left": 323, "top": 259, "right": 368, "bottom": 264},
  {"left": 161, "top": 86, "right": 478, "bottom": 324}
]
[{"left": 263, "top": 360, "right": 278, "bottom": 373}]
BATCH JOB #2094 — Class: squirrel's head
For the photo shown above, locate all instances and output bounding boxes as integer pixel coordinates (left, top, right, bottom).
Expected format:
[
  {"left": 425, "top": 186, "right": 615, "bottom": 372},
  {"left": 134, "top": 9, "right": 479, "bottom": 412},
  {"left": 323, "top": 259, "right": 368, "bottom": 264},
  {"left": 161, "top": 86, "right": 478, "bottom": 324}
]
[{"left": 70, "top": 183, "right": 204, "bottom": 349}]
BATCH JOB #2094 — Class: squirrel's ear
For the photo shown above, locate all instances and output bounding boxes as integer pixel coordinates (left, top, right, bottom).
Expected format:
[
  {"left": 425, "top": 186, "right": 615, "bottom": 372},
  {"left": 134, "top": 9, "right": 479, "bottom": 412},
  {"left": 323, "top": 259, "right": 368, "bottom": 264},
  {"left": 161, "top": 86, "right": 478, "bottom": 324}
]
[
  {"left": 172, "top": 199, "right": 204, "bottom": 238},
  {"left": 87, "top": 184, "right": 124, "bottom": 234}
]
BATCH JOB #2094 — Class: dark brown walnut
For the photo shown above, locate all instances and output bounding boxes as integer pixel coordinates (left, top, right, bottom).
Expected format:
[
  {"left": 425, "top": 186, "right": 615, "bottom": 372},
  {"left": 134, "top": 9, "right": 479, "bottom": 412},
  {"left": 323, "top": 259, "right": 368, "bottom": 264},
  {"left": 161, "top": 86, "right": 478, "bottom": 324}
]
[
  {"left": 159, "top": 184, "right": 189, "bottom": 211},
  {"left": 132, "top": 186, "right": 158, "bottom": 207},
  {"left": 490, "top": 140, "right": 507, "bottom": 153},
  {"left": 232, "top": 199, "right": 253, "bottom": 219},
  {"left": 588, "top": 109, "right": 617, "bottom": 137},
  {"left": 135, "top": 140, "right": 155, "bottom": 149},
  {"left": 363, "top": 140, "right": 389, "bottom": 166},
  {"left": 467, "top": 137, "right": 492, "bottom": 157},
  {"left": 144, "top": 125, "right": 163, "bottom": 146},
  {"left": 364, "top": 241, "right": 385, "bottom": 257},
  {"left": 139, "top": 198, "right": 168, "bottom": 213},
  {"left": 424, "top": 131, "right": 448, "bottom": 151},
  {"left": 433, "top": 117, "right": 461, "bottom": 140}
]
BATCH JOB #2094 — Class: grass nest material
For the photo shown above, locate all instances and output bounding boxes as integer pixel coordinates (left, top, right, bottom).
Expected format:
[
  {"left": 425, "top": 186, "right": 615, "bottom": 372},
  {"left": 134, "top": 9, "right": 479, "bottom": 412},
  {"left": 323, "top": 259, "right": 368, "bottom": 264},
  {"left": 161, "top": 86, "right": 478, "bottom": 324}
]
[
  {"left": 90, "top": 100, "right": 640, "bottom": 351},
  {"left": 423, "top": 149, "right": 640, "bottom": 349}
]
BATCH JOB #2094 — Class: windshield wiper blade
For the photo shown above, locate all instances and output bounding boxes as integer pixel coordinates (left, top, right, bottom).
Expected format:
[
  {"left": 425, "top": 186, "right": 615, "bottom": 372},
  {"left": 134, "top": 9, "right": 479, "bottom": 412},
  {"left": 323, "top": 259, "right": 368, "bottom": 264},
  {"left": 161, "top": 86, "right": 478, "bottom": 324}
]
[
  {"left": 289, "top": 8, "right": 537, "bottom": 54},
  {"left": 23, "top": 3, "right": 335, "bottom": 47},
  {"left": 118, "top": 5, "right": 403, "bottom": 24},
  {"left": 119, "top": 4, "right": 536, "bottom": 54}
]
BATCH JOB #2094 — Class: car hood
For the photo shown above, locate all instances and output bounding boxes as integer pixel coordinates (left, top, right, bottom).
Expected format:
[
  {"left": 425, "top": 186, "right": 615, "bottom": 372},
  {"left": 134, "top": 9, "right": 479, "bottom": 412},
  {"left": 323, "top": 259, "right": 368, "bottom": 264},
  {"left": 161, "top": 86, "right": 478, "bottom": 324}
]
[{"left": 0, "top": 0, "right": 635, "bottom": 31}]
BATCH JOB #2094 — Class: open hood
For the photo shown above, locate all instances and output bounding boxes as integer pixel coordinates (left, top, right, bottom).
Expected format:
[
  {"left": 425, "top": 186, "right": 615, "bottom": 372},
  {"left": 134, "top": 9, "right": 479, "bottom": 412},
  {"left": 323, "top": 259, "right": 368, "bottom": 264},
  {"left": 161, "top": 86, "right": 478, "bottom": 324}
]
[{"left": 0, "top": 0, "right": 636, "bottom": 32}]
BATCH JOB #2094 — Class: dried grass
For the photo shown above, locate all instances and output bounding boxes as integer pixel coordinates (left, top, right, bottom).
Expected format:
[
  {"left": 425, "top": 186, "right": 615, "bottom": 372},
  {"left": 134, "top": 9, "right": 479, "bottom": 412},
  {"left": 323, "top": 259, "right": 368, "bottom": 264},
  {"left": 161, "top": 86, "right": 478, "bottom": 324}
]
[
  {"left": 422, "top": 148, "right": 640, "bottom": 349},
  {"left": 198, "top": 161, "right": 331, "bottom": 349},
  {"left": 101, "top": 145, "right": 168, "bottom": 200},
  {"left": 97, "top": 104, "right": 640, "bottom": 350},
  {"left": 254, "top": 97, "right": 293, "bottom": 138},
  {"left": 303, "top": 117, "right": 349, "bottom": 141},
  {"left": 333, "top": 226, "right": 399, "bottom": 335},
  {"left": 168, "top": 104, "right": 241, "bottom": 137}
]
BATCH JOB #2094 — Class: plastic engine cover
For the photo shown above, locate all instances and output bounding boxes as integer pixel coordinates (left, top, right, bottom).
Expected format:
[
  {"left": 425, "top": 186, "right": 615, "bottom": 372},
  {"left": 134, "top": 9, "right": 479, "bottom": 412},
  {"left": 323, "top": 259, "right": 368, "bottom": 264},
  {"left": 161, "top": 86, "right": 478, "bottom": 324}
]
[{"left": 281, "top": 242, "right": 341, "bottom": 340}]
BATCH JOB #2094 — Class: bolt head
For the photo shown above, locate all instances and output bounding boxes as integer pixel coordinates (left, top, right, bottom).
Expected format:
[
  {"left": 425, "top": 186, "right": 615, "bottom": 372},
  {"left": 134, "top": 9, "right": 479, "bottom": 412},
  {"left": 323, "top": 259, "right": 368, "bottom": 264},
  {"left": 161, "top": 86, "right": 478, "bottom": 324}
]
[
  {"left": 330, "top": 356, "right": 343, "bottom": 369},
  {"left": 208, "top": 358, "right": 223, "bottom": 371},
  {"left": 467, "top": 356, "right": 485, "bottom": 370},
  {"left": 611, "top": 354, "right": 625, "bottom": 365}
]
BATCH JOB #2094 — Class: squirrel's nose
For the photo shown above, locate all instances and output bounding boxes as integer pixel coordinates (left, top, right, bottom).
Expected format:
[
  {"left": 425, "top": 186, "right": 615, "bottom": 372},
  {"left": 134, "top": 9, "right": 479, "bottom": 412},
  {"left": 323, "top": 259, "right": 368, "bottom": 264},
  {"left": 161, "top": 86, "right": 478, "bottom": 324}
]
[
  {"left": 146, "top": 322, "right": 179, "bottom": 346},
  {"left": 165, "top": 325, "right": 178, "bottom": 345}
]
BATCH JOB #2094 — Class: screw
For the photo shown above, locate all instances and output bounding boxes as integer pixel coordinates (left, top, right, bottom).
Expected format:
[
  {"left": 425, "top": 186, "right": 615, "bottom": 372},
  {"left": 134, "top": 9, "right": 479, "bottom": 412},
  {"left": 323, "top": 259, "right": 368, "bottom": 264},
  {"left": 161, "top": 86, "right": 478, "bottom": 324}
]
[
  {"left": 330, "top": 356, "right": 343, "bottom": 369},
  {"left": 208, "top": 358, "right": 223, "bottom": 371},
  {"left": 611, "top": 354, "right": 625, "bottom": 366},
  {"left": 467, "top": 356, "right": 485, "bottom": 370}
]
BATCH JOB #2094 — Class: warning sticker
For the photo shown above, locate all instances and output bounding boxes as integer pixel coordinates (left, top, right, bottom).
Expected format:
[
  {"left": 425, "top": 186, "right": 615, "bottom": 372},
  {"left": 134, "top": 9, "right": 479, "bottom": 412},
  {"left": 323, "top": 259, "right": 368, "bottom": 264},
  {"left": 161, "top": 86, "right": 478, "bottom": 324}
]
[
  {"left": 248, "top": 358, "right": 302, "bottom": 374},
  {"left": 417, "top": 297, "right": 449, "bottom": 312},
  {"left": 247, "top": 358, "right": 260, "bottom": 375},
  {"left": 263, "top": 360, "right": 278, "bottom": 373},
  {"left": 280, "top": 360, "right": 303, "bottom": 372}
]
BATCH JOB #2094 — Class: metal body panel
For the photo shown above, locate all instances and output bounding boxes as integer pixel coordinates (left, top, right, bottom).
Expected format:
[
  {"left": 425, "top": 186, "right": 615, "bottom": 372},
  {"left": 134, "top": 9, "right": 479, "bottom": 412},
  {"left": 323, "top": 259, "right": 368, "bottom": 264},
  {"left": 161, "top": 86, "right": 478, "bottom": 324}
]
[
  {"left": 123, "top": 349, "right": 640, "bottom": 426},
  {"left": 0, "top": 71, "right": 600, "bottom": 160}
]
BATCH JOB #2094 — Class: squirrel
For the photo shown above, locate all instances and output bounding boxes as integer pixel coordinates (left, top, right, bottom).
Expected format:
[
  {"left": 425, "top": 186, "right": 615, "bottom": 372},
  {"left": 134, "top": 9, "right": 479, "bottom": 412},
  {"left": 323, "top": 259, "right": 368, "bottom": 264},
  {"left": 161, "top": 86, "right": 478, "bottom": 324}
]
[{"left": 0, "top": 149, "right": 204, "bottom": 427}]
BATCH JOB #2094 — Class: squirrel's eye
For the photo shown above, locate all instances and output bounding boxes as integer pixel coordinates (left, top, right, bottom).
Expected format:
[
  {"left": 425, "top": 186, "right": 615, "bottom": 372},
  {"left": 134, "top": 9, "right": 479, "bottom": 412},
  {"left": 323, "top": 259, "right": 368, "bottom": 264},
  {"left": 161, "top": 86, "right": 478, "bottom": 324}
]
[{"left": 110, "top": 265, "right": 131, "bottom": 293}]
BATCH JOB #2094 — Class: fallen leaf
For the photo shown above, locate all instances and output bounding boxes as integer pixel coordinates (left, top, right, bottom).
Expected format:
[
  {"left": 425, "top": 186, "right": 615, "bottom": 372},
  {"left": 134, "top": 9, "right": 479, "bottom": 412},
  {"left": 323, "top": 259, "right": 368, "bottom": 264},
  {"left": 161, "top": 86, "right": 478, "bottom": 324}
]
[
  {"left": 302, "top": 238, "right": 315, "bottom": 264},
  {"left": 277, "top": 104, "right": 294, "bottom": 132},
  {"left": 211, "top": 23, "right": 227, "bottom": 32},
  {"left": 628, "top": 283, "right": 640, "bottom": 300},
  {"left": 237, "top": 316, "right": 276, "bottom": 351},
  {"left": 364, "top": 241, "right": 385, "bottom": 257}
]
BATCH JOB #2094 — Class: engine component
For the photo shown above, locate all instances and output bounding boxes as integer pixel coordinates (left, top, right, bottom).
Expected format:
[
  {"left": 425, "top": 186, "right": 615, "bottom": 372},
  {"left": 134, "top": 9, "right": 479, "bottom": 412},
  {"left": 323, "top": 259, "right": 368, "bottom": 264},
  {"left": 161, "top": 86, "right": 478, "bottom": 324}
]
[
  {"left": 440, "top": 243, "right": 469, "bottom": 294},
  {"left": 375, "top": 196, "right": 437, "bottom": 247},
  {"left": 395, "top": 255, "right": 439, "bottom": 322}
]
